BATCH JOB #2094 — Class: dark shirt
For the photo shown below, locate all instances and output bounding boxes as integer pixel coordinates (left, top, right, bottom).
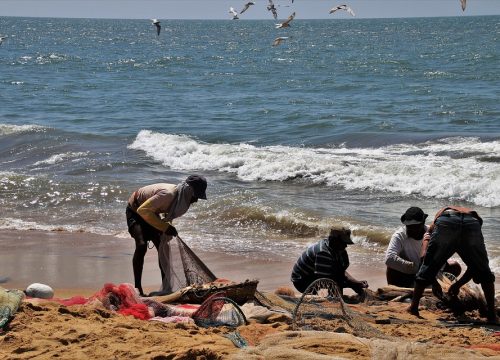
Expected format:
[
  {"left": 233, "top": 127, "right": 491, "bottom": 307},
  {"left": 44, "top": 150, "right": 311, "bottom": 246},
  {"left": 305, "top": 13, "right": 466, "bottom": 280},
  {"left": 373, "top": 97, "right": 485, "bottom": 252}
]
[{"left": 291, "top": 238, "right": 349, "bottom": 283}]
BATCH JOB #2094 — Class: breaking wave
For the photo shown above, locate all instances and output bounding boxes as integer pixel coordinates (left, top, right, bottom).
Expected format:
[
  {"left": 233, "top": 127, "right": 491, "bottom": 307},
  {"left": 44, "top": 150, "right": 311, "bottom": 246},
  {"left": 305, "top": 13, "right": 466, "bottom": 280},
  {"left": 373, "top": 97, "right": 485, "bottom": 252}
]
[
  {"left": 129, "top": 130, "right": 500, "bottom": 208},
  {"left": 0, "top": 123, "right": 48, "bottom": 136}
]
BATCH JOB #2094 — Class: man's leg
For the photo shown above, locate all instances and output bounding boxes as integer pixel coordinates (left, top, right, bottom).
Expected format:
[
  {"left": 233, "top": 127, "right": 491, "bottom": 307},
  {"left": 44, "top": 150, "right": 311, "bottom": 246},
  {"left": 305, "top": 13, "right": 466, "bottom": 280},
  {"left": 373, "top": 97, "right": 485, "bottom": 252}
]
[
  {"left": 480, "top": 281, "right": 497, "bottom": 323},
  {"left": 130, "top": 223, "right": 148, "bottom": 296},
  {"left": 408, "top": 280, "right": 427, "bottom": 316},
  {"left": 152, "top": 236, "right": 165, "bottom": 282},
  {"left": 386, "top": 267, "right": 416, "bottom": 288},
  {"left": 409, "top": 217, "right": 457, "bottom": 316}
]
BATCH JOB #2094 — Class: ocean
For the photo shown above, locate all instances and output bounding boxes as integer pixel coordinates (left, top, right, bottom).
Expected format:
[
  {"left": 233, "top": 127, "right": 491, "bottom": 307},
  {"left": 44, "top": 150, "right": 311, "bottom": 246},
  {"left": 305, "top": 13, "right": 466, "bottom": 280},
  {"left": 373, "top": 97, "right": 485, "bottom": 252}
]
[{"left": 1, "top": 15, "right": 499, "bottom": 273}]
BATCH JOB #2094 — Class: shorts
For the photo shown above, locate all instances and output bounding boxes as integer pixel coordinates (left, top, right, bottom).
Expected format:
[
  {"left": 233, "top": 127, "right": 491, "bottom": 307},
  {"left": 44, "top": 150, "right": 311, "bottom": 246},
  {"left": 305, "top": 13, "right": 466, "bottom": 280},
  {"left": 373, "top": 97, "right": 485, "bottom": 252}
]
[
  {"left": 416, "top": 213, "right": 495, "bottom": 284},
  {"left": 126, "top": 206, "right": 162, "bottom": 247}
]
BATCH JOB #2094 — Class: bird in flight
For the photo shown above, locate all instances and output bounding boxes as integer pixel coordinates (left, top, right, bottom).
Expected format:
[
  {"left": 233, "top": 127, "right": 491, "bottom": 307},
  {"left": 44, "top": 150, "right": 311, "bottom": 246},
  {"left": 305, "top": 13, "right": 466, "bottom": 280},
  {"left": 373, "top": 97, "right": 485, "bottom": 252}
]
[
  {"left": 229, "top": 7, "right": 239, "bottom": 20},
  {"left": 151, "top": 19, "right": 161, "bottom": 36},
  {"left": 272, "top": 36, "right": 289, "bottom": 46},
  {"left": 275, "top": 12, "right": 296, "bottom": 28},
  {"left": 329, "top": 4, "right": 355, "bottom": 17},
  {"left": 240, "top": 1, "right": 255, "bottom": 14},
  {"left": 267, "top": 0, "right": 278, "bottom": 20},
  {"left": 461, "top": 0, "right": 466, "bottom": 11}
]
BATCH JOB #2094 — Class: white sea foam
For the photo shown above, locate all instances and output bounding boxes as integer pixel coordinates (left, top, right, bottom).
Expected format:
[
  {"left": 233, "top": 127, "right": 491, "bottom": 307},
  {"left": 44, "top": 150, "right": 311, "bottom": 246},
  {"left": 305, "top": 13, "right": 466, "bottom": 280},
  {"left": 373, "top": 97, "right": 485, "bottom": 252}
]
[
  {"left": 0, "top": 217, "right": 128, "bottom": 238},
  {"left": 33, "top": 152, "right": 88, "bottom": 166},
  {"left": 129, "top": 130, "right": 500, "bottom": 207},
  {"left": 0, "top": 123, "right": 47, "bottom": 135}
]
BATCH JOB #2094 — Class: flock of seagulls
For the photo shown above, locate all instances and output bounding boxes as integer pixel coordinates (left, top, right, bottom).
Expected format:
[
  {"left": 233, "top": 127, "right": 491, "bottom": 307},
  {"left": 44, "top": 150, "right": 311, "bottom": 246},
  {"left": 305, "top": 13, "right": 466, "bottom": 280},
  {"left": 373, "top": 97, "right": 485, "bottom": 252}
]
[
  {"left": 224, "top": 2, "right": 356, "bottom": 46},
  {"left": 0, "top": 0, "right": 472, "bottom": 50},
  {"left": 142, "top": 0, "right": 469, "bottom": 43}
]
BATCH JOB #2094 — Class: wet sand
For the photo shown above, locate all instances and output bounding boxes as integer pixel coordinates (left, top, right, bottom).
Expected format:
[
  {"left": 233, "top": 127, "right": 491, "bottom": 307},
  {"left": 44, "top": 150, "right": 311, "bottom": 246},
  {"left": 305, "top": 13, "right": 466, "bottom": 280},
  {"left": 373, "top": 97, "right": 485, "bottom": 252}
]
[{"left": 0, "top": 229, "right": 387, "bottom": 295}]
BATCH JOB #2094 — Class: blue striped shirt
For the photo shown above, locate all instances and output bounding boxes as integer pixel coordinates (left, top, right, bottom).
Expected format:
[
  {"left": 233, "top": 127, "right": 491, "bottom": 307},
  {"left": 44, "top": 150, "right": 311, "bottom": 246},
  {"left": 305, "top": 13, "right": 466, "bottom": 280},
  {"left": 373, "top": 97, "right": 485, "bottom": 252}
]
[{"left": 291, "top": 239, "right": 349, "bottom": 283}]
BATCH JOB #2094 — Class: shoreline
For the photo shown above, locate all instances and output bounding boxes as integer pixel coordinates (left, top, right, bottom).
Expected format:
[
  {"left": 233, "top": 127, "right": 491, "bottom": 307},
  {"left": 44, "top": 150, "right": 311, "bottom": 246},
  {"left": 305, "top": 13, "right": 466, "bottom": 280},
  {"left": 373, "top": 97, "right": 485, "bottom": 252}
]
[{"left": 0, "top": 229, "right": 387, "bottom": 296}]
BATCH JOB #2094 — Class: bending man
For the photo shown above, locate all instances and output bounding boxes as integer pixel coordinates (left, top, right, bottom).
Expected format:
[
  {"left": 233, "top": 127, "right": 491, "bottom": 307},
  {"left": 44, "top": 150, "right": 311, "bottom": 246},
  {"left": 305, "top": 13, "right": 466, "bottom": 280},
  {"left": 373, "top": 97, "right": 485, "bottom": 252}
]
[
  {"left": 126, "top": 175, "right": 207, "bottom": 296},
  {"left": 408, "top": 206, "right": 496, "bottom": 323}
]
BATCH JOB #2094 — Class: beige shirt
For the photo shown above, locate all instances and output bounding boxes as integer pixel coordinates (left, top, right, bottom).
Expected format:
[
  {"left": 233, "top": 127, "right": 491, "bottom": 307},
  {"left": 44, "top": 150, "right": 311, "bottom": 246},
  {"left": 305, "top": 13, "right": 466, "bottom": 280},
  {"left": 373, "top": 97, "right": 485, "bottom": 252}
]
[{"left": 128, "top": 183, "right": 178, "bottom": 232}]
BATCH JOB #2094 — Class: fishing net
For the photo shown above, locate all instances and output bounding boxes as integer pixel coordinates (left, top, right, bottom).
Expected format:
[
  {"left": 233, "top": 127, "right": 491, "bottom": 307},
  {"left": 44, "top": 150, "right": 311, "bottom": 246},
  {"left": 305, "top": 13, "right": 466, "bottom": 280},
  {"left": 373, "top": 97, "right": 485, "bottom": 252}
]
[
  {"left": 0, "top": 287, "right": 25, "bottom": 329},
  {"left": 193, "top": 292, "right": 247, "bottom": 328},
  {"left": 292, "top": 278, "right": 390, "bottom": 339},
  {"left": 158, "top": 236, "right": 217, "bottom": 294},
  {"left": 436, "top": 271, "right": 488, "bottom": 317},
  {"left": 54, "top": 283, "right": 152, "bottom": 320}
]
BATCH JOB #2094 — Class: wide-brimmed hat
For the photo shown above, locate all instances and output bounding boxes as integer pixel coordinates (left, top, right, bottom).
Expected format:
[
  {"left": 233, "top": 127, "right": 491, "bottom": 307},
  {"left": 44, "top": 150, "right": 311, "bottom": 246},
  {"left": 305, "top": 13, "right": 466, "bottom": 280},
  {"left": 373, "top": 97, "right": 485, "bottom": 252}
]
[
  {"left": 186, "top": 175, "right": 207, "bottom": 200},
  {"left": 400, "top": 207, "right": 428, "bottom": 225}
]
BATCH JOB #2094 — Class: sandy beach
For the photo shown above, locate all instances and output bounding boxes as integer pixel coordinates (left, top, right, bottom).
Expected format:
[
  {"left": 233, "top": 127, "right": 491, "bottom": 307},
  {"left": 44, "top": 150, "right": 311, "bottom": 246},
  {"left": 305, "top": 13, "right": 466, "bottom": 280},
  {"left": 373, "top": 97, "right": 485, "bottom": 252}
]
[{"left": 1, "top": 229, "right": 500, "bottom": 359}]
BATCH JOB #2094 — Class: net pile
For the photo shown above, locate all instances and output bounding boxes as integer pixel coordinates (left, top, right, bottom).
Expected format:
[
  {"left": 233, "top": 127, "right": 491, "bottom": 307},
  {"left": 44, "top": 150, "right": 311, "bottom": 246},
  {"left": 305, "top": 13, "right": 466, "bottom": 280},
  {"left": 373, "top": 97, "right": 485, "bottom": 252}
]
[
  {"left": 58, "top": 283, "right": 152, "bottom": 320},
  {"left": 292, "top": 278, "right": 390, "bottom": 339}
]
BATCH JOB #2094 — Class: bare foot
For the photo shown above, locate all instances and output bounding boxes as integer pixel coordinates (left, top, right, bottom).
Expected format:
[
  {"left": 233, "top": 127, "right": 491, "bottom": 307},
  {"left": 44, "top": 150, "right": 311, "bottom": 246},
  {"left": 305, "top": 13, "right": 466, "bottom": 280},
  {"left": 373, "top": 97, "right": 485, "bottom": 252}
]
[
  {"left": 486, "top": 316, "right": 498, "bottom": 325},
  {"left": 407, "top": 305, "right": 420, "bottom": 317}
]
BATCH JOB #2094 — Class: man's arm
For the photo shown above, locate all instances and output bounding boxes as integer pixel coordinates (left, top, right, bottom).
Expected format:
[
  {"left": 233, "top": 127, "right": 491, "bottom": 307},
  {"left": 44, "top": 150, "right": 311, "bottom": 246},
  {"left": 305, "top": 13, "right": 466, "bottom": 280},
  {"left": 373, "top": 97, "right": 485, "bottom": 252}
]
[
  {"left": 136, "top": 190, "right": 176, "bottom": 232},
  {"left": 344, "top": 271, "right": 368, "bottom": 294},
  {"left": 448, "top": 268, "right": 473, "bottom": 297},
  {"left": 385, "top": 233, "right": 419, "bottom": 274}
]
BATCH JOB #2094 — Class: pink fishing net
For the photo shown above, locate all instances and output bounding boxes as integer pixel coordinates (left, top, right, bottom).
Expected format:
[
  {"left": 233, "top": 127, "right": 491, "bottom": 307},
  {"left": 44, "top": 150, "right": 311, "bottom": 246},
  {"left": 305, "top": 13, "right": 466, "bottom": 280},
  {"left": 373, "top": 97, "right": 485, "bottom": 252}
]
[{"left": 52, "top": 283, "right": 152, "bottom": 320}]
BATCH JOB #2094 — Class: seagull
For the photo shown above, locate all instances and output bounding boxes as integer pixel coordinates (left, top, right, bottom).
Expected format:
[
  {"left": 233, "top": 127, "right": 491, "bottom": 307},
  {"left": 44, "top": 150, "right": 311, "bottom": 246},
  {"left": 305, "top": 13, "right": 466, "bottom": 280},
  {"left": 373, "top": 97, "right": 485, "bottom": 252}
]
[
  {"left": 461, "top": 0, "right": 466, "bottom": 11},
  {"left": 229, "top": 7, "right": 239, "bottom": 20},
  {"left": 240, "top": 1, "right": 255, "bottom": 14},
  {"left": 275, "top": 12, "right": 295, "bottom": 29},
  {"left": 151, "top": 19, "right": 161, "bottom": 36},
  {"left": 329, "top": 4, "right": 355, "bottom": 17},
  {"left": 0, "top": 36, "right": 7, "bottom": 46},
  {"left": 267, "top": 0, "right": 278, "bottom": 20},
  {"left": 272, "top": 36, "right": 289, "bottom": 46}
]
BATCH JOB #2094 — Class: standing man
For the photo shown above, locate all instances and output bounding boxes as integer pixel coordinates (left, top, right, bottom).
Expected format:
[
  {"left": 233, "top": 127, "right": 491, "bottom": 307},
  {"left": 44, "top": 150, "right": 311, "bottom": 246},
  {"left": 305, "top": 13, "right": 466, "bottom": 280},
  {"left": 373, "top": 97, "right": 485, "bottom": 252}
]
[
  {"left": 291, "top": 227, "right": 368, "bottom": 296},
  {"left": 408, "top": 206, "right": 497, "bottom": 323},
  {"left": 385, "top": 207, "right": 461, "bottom": 287},
  {"left": 126, "top": 175, "right": 207, "bottom": 296}
]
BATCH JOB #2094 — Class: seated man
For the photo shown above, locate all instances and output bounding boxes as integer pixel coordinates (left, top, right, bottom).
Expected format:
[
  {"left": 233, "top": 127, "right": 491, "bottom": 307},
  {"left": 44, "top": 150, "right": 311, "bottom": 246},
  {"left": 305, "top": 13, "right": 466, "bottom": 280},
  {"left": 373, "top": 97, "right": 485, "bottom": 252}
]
[
  {"left": 291, "top": 228, "right": 368, "bottom": 296},
  {"left": 385, "top": 207, "right": 461, "bottom": 288}
]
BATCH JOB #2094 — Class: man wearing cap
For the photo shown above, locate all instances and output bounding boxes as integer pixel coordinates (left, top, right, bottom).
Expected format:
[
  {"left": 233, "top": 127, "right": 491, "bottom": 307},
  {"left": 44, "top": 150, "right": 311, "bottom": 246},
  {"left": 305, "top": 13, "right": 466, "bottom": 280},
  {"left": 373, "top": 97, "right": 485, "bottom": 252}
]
[
  {"left": 126, "top": 175, "right": 207, "bottom": 296},
  {"left": 408, "top": 206, "right": 497, "bottom": 324},
  {"left": 385, "top": 207, "right": 461, "bottom": 288},
  {"left": 291, "top": 228, "right": 368, "bottom": 297}
]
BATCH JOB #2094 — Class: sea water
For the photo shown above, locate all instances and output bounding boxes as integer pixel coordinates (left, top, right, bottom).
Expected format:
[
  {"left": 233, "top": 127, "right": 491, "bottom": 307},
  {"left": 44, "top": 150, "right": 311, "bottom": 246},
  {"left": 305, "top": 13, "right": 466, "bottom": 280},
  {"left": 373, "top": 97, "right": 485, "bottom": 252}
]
[{"left": 0, "top": 16, "right": 499, "bottom": 272}]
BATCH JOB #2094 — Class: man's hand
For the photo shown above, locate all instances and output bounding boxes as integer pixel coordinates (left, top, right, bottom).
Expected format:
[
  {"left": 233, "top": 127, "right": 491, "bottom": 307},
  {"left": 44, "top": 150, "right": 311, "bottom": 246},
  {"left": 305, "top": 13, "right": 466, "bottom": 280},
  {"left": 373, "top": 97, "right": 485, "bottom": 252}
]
[
  {"left": 165, "top": 225, "right": 178, "bottom": 237},
  {"left": 432, "top": 281, "right": 443, "bottom": 300},
  {"left": 448, "top": 282, "right": 461, "bottom": 298},
  {"left": 353, "top": 280, "right": 368, "bottom": 296}
]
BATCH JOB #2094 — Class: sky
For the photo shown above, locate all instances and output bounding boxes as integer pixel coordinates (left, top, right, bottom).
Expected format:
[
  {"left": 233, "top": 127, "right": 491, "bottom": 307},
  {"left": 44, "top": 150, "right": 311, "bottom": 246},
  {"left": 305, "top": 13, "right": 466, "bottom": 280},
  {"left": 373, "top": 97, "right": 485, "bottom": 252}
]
[{"left": 1, "top": 0, "right": 499, "bottom": 20}]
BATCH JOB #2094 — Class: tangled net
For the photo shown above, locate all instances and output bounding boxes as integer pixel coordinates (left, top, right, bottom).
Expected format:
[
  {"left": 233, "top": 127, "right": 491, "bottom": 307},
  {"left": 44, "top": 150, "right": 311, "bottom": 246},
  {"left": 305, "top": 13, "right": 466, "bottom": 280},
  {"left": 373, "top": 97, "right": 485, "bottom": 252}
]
[
  {"left": 292, "top": 278, "right": 390, "bottom": 339},
  {"left": 292, "top": 278, "right": 349, "bottom": 330},
  {"left": 192, "top": 292, "right": 247, "bottom": 328}
]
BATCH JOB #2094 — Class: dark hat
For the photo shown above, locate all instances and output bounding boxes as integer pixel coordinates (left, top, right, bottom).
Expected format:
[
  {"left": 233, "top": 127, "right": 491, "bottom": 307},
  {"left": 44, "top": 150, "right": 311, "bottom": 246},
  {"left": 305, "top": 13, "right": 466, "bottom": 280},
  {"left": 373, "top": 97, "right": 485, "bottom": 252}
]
[
  {"left": 328, "top": 228, "right": 354, "bottom": 245},
  {"left": 185, "top": 175, "right": 207, "bottom": 200},
  {"left": 400, "top": 207, "right": 428, "bottom": 225}
]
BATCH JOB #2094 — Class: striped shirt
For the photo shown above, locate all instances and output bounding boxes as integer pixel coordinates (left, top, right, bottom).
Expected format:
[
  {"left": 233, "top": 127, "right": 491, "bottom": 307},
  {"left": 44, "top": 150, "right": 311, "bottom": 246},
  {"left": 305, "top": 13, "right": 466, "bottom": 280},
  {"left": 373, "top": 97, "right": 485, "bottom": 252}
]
[{"left": 291, "top": 239, "right": 349, "bottom": 283}]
